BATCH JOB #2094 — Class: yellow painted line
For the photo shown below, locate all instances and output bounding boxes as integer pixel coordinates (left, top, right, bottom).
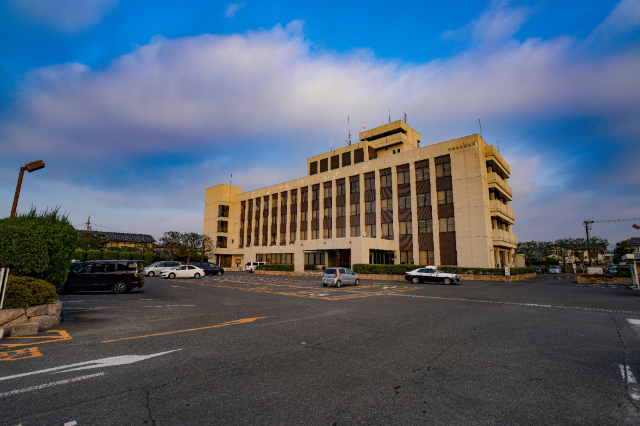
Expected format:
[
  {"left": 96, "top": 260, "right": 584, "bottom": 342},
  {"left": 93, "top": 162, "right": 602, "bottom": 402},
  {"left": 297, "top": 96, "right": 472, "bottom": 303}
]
[
  {"left": 102, "top": 316, "right": 271, "bottom": 343},
  {"left": 0, "top": 347, "right": 43, "bottom": 361},
  {"left": 1, "top": 330, "right": 72, "bottom": 348}
]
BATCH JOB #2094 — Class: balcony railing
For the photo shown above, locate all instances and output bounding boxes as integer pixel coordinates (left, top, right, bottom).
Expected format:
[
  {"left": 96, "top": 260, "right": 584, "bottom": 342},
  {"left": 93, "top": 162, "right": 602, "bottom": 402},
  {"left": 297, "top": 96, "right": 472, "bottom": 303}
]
[
  {"left": 492, "top": 229, "right": 518, "bottom": 246},
  {"left": 489, "top": 200, "right": 515, "bottom": 222},
  {"left": 487, "top": 172, "right": 513, "bottom": 199}
]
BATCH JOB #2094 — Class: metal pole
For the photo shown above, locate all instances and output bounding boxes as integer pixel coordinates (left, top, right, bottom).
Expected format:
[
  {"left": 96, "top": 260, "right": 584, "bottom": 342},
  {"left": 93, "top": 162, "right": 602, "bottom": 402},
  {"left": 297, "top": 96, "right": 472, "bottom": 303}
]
[
  {"left": 584, "top": 220, "right": 594, "bottom": 267},
  {"left": 10, "top": 166, "right": 26, "bottom": 217}
]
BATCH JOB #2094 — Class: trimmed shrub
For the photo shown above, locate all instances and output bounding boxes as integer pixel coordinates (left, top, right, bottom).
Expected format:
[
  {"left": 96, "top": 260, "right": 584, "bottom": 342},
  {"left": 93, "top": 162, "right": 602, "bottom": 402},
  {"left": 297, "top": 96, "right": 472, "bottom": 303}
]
[
  {"left": 102, "top": 250, "right": 118, "bottom": 260},
  {"left": 86, "top": 249, "right": 102, "bottom": 261},
  {"left": 255, "top": 264, "right": 294, "bottom": 271},
  {"left": 578, "top": 273, "right": 616, "bottom": 278},
  {"left": 131, "top": 251, "right": 144, "bottom": 261},
  {"left": 72, "top": 248, "right": 87, "bottom": 261},
  {"left": 0, "top": 225, "right": 49, "bottom": 274},
  {"left": 3, "top": 276, "right": 58, "bottom": 309},
  {"left": 118, "top": 251, "right": 132, "bottom": 260},
  {"left": 143, "top": 252, "right": 156, "bottom": 266},
  {"left": 0, "top": 207, "right": 77, "bottom": 288},
  {"left": 304, "top": 264, "right": 318, "bottom": 271},
  {"left": 618, "top": 267, "right": 631, "bottom": 278},
  {"left": 352, "top": 264, "right": 421, "bottom": 275}
]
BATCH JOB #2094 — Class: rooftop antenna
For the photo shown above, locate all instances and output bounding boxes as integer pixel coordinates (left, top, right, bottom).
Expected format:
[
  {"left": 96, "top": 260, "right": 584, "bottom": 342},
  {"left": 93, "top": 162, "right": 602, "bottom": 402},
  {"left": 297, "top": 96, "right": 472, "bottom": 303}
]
[
  {"left": 479, "top": 118, "right": 483, "bottom": 139},
  {"left": 230, "top": 173, "right": 232, "bottom": 186},
  {"left": 331, "top": 137, "right": 333, "bottom": 151},
  {"left": 345, "top": 116, "right": 351, "bottom": 146},
  {"left": 389, "top": 108, "right": 391, "bottom": 123},
  {"left": 497, "top": 140, "right": 499, "bottom": 152},
  {"left": 403, "top": 113, "right": 407, "bottom": 124}
]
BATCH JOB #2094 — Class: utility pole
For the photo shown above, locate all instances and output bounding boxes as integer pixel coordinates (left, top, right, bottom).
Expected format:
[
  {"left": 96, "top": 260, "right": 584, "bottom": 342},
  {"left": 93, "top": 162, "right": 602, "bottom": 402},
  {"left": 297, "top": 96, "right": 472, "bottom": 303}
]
[
  {"left": 86, "top": 216, "right": 91, "bottom": 231},
  {"left": 583, "top": 220, "right": 594, "bottom": 267}
]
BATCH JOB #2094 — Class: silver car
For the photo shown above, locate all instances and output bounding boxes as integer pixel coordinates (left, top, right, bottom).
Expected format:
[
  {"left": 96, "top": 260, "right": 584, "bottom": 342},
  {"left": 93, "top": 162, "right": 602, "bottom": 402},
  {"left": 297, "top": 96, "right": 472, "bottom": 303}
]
[{"left": 322, "top": 268, "right": 360, "bottom": 288}]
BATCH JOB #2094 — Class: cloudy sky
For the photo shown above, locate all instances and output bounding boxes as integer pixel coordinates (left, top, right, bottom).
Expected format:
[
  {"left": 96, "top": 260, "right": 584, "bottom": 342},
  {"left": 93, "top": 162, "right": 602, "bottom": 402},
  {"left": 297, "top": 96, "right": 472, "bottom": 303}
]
[{"left": 1, "top": 0, "right": 639, "bottom": 246}]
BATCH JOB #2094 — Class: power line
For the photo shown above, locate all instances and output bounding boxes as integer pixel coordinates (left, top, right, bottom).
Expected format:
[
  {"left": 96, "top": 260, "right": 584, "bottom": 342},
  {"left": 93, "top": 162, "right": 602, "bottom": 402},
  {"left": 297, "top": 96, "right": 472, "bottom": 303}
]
[{"left": 590, "top": 217, "right": 640, "bottom": 224}]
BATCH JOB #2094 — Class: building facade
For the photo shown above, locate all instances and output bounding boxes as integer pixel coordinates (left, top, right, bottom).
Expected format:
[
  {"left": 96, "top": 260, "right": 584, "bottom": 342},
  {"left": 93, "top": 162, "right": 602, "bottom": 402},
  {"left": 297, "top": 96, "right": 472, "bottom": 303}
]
[{"left": 204, "top": 121, "right": 516, "bottom": 270}]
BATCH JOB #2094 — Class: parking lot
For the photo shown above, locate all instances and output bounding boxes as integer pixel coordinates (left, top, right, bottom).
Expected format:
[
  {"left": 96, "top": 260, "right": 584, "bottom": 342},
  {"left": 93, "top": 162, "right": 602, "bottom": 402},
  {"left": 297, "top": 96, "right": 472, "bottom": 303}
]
[{"left": 2, "top": 272, "right": 640, "bottom": 425}]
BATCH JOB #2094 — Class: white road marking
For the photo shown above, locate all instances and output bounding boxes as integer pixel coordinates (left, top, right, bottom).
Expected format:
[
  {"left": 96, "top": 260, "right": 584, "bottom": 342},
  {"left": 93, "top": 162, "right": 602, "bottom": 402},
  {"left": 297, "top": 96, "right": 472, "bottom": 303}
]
[
  {"left": 619, "top": 364, "right": 640, "bottom": 401},
  {"left": 66, "top": 307, "right": 123, "bottom": 310},
  {"left": 0, "top": 349, "right": 181, "bottom": 382},
  {"left": 170, "top": 285, "right": 192, "bottom": 290},
  {"left": 0, "top": 373, "right": 105, "bottom": 398},
  {"left": 64, "top": 421, "right": 78, "bottom": 426},
  {"left": 142, "top": 305, "right": 195, "bottom": 308}
]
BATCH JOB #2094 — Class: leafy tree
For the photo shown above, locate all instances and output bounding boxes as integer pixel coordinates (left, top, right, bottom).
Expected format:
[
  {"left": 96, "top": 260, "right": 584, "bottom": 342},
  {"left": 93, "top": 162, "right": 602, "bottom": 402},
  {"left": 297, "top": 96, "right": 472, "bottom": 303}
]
[
  {"left": 516, "top": 241, "right": 553, "bottom": 265},
  {"left": 614, "top": 243, "right": 633, "bottom": 264},
  {"left": 196, "top": 235, "right": 215, "bottom": 262},
  {"left": 0, "top": 225, "right": 49, "bottom": 275},
  {"left": 181, "top": 232, "right": 203, "bottom": 265},
  {"left": 76, "top": 231, "right": 109, "bottom": 250},
  {"left": 553, "top": 238, "right": 574, "bottom": 265},
  {"left": 0, "top": 207, "right": 77, "bottom": 288},
  {"left": 160, "top": 231, "right": 183, "bottom": 261}
]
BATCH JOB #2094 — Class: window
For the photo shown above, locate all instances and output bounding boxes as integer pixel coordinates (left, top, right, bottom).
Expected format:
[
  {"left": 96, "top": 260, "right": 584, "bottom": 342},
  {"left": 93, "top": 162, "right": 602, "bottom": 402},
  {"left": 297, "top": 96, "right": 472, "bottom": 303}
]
[
  {"left": 437, "top": 189, "right": 453, "bottom": 205},
  {"left": 398, "top": 195, "right": 411, "bottom": 210},
  {"left": 439, "top": 217, "right": 455, "bottom": 232},
  {"left": 271, "top": 233, "right": 276, "bottom": 244},
  {"left": 254, "top": 236, "right": 259, "bottom": 246},
  {"left": 300, "top": 230, "right": 307, "bottom": 240},
  {"left": 418, "top": 219, "right": 433, "bottom": 234},
  {"left": 397, "top": 170, "right": 410, "bottom": 185},
  {"left": 337, "top": 205, "right": 346, "bottom": 217},
  {"left": 301, "top": 191, "right": 308, "bottom": 203},
  {"left": 239, "top": 236, "right": 244, "bottom": 247},
  {"left": 248, "top": 203, "right": 253, "bottom": 213},
  {"left": 381, "top": 174, "right": 392, "bottom": 188},
  {"left": 264, "top": 199, "right": 269, "bottom": 210},
  {"left": 262, "top": 234, "right": 267, "bottom": 245},
  {"left": 280, "top": 232, "right": 286, "bottom": 244},
  {"left": 258, "top": 253, "right": 294, "bottom": 264},
  {"left": 365, "top": 200, "right": 376, "bottom": 214},
  {"left": 419, "top": 250, "right": 434, "bottom": 265},
  {"left": 365, "top": 176, "right": 375, "bottom": 191},
  {"left": 312, "top": 188, "right": 320, "bottom": 201},
  {"left": 324, "top": 207, "right": 332, "bottom": 219},
  {"left": 281, "top": 196, "right": 287, "bottom": 207},
  {"left": 400, "top": 251, "right": 414, "bottom": 265},
  {"left": 337, "top": 227, "right": 346, "bottom": 238},
  {"left": 337, "top": 183, "right": 345, "bottom": 196},
  {"left": 291, "top": 193, "right": 297, "bottom": 204},
  {"left": 256, "top": 199, "right": 261, "bottom": 210},
  {"left": 281, "top": 214, "right": 286, "bottom": 224},
  {"left": 217, "top": 221, "right": 228, "bottom": 233},
  {"left": 382, "top": 223, "right": 393, "bottom": 238},
  {"left": 291, "top": 212, "right": 297, "bottom": 223},
  {"left": 246, "top": 235, "right": 251, "bottom": 246},
  {"left": 350, "top": 225, "right": 361, "bottom": 237},
  {"left": 324, "top": 186, "right": 332, "bottom": 198},
  {"left": 312, "top": 209, "right": 319, "bottom": 220},
  {"left": 399, "top": 221, "right": 412, "bottom": 235},
  {"left": 240, "top": 204, "right": 246, "bottom": 215},
  {"left": 417, "top": 193, "right": 431, "bottom": 207},
  {"left": 217, "top": 236, "right": 227, "bottom": 248},
  {"left": 350, "top": 180, "right": 359, "bottom": 193},
  {"left": 416, "top": 166, "right": 429, "bottom": 182},
  {"left": 305, "top": 252, "right": 325, "bottom": 265},
  {"left": 323, "top": 228, "right": 332, "bottom": 239},
  {"left": 290, "top": 231, "right": 296, "bottom": 242},
  {"left": 436, "top": 162, "right": 451, "bottom": 177},
  {"left": 218, "top": 205, "right": 229, "bottom": 217},
  {"left": 301, "top": 211, "right": 308, "bottom": 222},
  {"left": 350, "top": 203, "right": 360, "bottom": 215},
  {"left": 272, "top": 216, "right": 277, "bottom": 226},
  {"left": 381, "top": 198, "right": 392, "bottom": 212},
  {"left": 365, "top": 224, "right": 376, "bottom": 238},
  {"left": 312, "top": 229, "right": 319, "bottom": 239}
]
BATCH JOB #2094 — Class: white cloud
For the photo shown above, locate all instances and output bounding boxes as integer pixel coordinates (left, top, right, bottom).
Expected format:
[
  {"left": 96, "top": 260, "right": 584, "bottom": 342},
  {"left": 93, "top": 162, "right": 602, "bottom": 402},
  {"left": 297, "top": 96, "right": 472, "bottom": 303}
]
[
  {"left": 10, "top": 0, "right": 118, "bottom": 33},
  {"left": 586, "top": 0, "right": 640, "bottom": 46},
  {"left": 225, "top": 2, "right": 246, "bottom": 18}
]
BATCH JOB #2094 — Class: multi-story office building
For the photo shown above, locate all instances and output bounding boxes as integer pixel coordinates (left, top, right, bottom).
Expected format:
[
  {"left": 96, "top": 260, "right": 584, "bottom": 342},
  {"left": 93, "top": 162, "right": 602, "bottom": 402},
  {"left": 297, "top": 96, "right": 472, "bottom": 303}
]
[{"left": 204, "top": 121, "right": 516, "bottom": 270}]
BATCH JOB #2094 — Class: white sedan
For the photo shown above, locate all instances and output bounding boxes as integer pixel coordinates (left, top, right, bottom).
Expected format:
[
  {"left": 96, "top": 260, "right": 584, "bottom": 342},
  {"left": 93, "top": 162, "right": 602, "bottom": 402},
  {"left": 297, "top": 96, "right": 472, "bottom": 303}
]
[{"left": 161, "top": 265, "right": 205, "bottom": 279}]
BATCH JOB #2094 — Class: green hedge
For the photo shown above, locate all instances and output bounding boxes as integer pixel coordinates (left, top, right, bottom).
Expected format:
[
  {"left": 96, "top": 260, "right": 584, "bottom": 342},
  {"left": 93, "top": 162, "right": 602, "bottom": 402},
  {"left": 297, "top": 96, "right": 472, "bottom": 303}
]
[
  {"left": 131, "top": 252, "right": 144, "bottom": 261},
  {"left": 0, "top": 225, "right": 49, "bottom": 274},
  {"left": 304, "top": 264, "right": 318, "bottom": 271},
  {"left": 72, "top": 248, "right": 87, "bottom": 261},
  {"left": 143, "top": 252, "right": 156, "bottom": 266},
  {"left": 255, "top": 264, "right": 294, "bottom": 271},
  {"left": 86, "top": 249, "right": 102, "bottom": 261},
  {"left": 618, "top": 267, "right": 631, "bottom": 278},
  {"left": 3, "top": 276, "right": 58, "bottom": 309},
  {"left": 352, "top": 264, "right": 537, "bottom": 276},
  {"left": 102, "top": 250, "right": 118, "bottom": 260}
]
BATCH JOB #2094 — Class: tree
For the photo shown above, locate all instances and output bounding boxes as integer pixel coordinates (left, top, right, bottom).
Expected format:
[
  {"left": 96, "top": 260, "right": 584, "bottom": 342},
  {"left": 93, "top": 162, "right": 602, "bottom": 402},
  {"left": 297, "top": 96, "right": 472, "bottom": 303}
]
[
  {"left": 159, "top": 231, "right": 183, "bottom": 261},
  {"left": 553, "top": 238, "right": 574, "bottom": 265},
  {"left": 181, "top": 232, "right": 203, "bottom": 265},
  {"left": 196, "top": 234, "right": 215, "bottom": 262},
  {"left": 76, "top": 231, "right": 109, "bottom": 250},
  {"left": 516, "top": 241, "right": 554, "bottom": 265},
  {"left": 614, "top": 243, "right": 633, "bottom": 264}
]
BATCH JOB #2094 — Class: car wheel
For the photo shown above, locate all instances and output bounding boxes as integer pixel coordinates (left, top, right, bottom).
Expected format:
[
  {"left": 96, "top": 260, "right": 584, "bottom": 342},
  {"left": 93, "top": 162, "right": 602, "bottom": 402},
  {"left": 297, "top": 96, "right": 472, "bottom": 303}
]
[
  {"left": 112, "top": 282, "right": 127, "bottom": 294},
  {"left": 169, "top": 273, "right": 176, "bottom": 279},
  {"left": 354, "top": 279, "right": 360, "bottom": 286},
  {"left": 444, "top": 278, "right": 451, "bottom": 285},
  {"left": 412, "top": 277, "right": 420, "bottom": 284},
  {"left": 217, "top": 271, "right": 223, "bottom": 276},
  {"left": 148, "top": 271, "right": 154, "bottom": 277},
  {"left": 322, "top": 283, "right": 328, "bottom": 287},
  {"left": 335, "top": 280, "right": 341, "bottom": 288},
  {"left": 194, "top": 273, "right": 201, "bottom": 279}
]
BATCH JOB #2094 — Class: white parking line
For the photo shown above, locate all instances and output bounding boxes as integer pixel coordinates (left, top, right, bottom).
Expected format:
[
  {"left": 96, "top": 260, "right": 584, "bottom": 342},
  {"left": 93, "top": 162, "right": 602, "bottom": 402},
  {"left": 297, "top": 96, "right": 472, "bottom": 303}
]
[
  {"left": 0, "top": 373, "right": 105, "bottom": 398},
  {"left": 619, "top": 364, "right": 640, "bottom": 400}
]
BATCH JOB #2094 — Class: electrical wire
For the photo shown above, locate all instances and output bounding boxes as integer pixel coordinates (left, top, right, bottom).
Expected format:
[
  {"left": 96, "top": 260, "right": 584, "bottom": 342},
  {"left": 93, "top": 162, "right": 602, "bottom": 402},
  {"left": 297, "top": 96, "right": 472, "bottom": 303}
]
[{"left": 590, "top": 218, "right": 640, "bottom": 224}]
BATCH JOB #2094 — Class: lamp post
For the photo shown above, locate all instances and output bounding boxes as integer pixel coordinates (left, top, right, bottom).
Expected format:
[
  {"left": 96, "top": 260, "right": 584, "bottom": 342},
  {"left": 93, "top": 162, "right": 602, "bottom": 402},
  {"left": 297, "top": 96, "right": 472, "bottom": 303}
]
[{"left": 10, "top": 159, "right": 45, "bottom": 217}]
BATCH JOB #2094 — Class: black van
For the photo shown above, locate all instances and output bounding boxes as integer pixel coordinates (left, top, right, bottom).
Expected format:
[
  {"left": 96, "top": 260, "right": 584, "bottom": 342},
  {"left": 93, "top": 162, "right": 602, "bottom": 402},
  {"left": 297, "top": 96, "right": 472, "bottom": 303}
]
[{"left": 63, "top": 260, "right": 145, "bottom": 294}]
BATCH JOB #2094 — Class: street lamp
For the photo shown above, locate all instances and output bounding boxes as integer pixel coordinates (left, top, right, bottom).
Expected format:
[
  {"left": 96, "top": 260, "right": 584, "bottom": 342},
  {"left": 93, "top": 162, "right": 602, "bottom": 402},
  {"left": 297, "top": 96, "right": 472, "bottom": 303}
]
[{"left": 10, "top": 159, "right": 45, "bottom": 217}]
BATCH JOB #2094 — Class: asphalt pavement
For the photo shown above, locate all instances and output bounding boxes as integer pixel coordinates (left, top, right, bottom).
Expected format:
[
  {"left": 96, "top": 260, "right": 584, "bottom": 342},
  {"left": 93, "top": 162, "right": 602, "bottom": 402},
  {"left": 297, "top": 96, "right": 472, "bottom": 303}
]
[{"left": 2, "top": 272, "right": 640, "bottom": 425}]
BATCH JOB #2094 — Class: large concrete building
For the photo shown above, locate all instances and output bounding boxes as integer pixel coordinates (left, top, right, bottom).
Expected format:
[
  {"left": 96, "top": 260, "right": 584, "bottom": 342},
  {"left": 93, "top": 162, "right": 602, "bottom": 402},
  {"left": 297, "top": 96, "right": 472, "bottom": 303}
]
[{"left": 204, "top": 121, "right": 516, "bottom": 270}]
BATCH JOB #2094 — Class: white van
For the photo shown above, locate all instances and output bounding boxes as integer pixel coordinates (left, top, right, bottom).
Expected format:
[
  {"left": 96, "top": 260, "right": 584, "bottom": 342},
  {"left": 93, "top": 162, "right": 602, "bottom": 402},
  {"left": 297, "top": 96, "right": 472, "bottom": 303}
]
[
  {"left": 144, "top": 261, "right": 181, "bottom": 277},
  {"left": 244, "top": 261, "right": 266, "bottom": 272}
]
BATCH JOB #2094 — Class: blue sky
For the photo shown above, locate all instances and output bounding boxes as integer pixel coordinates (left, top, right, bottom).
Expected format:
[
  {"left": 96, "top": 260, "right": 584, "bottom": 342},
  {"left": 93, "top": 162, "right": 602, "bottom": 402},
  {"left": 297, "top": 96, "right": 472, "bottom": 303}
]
[{"left": 1, "top": 0, "right": 639, "bottom": 246}]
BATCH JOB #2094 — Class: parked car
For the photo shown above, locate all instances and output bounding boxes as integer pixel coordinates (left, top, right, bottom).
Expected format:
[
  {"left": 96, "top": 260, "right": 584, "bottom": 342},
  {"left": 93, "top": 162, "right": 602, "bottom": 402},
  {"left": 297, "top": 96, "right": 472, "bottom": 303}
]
[
  {"left": 604, "top": 264, "right": 630, "bottom": 275},
  {"left": 144, "top": 261, "right": 181, "bottom": 277},
  {"left": 161, "top": 265, "right": 205, "bottom": 279},
  {"left": 322, "top": 268, "right": 360, "bottom": 288},
  {"left": 244, "top": 261, "right": 266, "bottom": 272},
  {"left": 534, "top": 266, "right": 542, "bottom": 274},
  {"left": 404, "top": 267, "right": 461, "bottom": 285},
  {"left": 548, "top": 266, "right": 561, "bottom": 274},
  {"left": 190, "top": 261, "right": 224, "bottom": 276},
  {"left": 62, "top": 260, "right": 144, "bottom": 294}
]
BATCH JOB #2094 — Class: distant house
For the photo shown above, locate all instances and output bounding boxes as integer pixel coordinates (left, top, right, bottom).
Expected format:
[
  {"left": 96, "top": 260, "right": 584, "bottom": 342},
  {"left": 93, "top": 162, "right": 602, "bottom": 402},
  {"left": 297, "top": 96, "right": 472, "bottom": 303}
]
[
  {"left": 79, "top": 230, "right": 156, "bottom": 249},
  {"left": 617, "top": 238, "right": 640, "bottom": 254}
]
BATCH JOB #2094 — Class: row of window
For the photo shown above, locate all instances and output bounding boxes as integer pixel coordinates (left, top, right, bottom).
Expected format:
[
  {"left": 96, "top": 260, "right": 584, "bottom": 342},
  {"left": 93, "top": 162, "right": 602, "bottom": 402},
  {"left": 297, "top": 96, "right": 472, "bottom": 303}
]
[
  {"left": 256, "top": 253, "right": 294, "bottom": 264},
  {"left": 399, "top": 250, "right": 436, "bottom": 265}
]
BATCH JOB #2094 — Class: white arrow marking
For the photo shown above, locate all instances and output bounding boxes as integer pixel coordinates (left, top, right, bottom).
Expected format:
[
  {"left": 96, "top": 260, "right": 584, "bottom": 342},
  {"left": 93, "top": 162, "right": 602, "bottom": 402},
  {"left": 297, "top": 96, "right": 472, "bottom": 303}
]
[{"left": 0, "top": 349, "right": 181, "bottom": 382}]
